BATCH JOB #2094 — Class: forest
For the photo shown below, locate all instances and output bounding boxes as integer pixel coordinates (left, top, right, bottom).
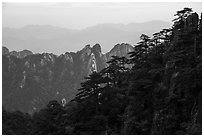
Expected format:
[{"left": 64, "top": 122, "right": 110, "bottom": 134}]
[{"left": 2, "top": 8, "right": 202, "bottom": 135}]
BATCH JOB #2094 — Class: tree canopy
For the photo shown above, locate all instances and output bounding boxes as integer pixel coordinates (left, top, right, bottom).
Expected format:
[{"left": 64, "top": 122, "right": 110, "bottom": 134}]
[{"left": 2, "top": 7, "right": 202, "bottom": 135}]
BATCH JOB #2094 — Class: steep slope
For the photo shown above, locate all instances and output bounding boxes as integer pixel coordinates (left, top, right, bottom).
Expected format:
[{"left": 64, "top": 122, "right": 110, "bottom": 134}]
[
  {"left": 2, "top": 47, "right": 9, "bottom": 55},
  {"left": 2, "top": 44, "right": 133, "bottom": 113},
  {"left": 105, "top": 43, "right": 134, "bottom": 61}
]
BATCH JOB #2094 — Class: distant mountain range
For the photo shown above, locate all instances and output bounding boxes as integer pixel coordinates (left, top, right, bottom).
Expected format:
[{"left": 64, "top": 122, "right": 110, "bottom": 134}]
[
  {"left": 3, "top": 20, "right": 171, "bottom": 54},
  {"left": 2, "top": 43, "right": 133, "bottom": 113},
  {"left": 2, "top": 20, "right": 171, "bottom": 113}
]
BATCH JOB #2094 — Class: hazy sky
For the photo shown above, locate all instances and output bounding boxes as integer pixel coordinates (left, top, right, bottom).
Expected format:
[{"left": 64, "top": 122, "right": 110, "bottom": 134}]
[{"left": 3, "top": 2, "right": 202, "bottom": 29}]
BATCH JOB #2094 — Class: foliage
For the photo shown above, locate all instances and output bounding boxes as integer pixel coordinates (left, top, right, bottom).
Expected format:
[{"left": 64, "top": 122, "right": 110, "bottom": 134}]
[{"left": 2, "top": 8, "right": 202, "bottom": 135}]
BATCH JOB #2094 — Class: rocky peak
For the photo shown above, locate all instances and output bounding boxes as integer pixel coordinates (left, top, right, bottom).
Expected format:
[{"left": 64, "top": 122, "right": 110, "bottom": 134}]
[
  {"left": 2, "top": 44, "right": 132, "bottom": 113},
  {"left": 82, "top": 44, "right": 91, "bottom": 54},
  {"left": 105, "top": 43, "right": 134, "bottom": 61},
  {"left": 111, "top": 43, "right": 133, "bottom": 53},
  {"left": 40, "top": 53, "right": 56, "bottom": 66},
  {"left": 6, "top": 48, "right": 33, "bottom": 58},
  {"left": 2, "top": 47, "right": 9, "bottom": 55},
  {"left": 61, "top": 52, "right": 73, "bottom": 63},
  {"left": 80, "top": 45, "right": 92, "bottom": 61},
  {"left": 92, "top": 43, "right": 102, "bottom": 53}
]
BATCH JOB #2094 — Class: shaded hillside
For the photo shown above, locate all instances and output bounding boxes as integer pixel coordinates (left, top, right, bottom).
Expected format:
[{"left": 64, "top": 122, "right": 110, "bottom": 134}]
[
  {"left": 2, "top": 8, "right": 202, "bottom": 135},
  {"left": 2, "top": 43, "right": 133, "bottom": 113}
]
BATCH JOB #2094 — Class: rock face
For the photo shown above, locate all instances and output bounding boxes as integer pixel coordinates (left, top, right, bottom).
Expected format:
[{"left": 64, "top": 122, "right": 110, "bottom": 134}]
[
  {"left": 2, "top": 47, "right": 9, "bottom": 55},
  {"left": 105, "top": 43, "right": 133, "bottom": 61},
  {"left": 2, "top": 47, "right": 33, "bottom": 58},
  {"left": 2, "top": 43, "right": 133, "bottom": 113},
  {"left": 10, "top": 50, "right": 33, "bottom": 58}
]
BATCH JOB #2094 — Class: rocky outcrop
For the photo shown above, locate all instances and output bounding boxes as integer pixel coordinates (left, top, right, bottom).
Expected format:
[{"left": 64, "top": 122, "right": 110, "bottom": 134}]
[
  {"left": 2, "top": 47, "right": 33, "bottom": 58},
  {"left": 10, "top": 50, "right": 33, "bottom": 58},
  {"left": 105, "top": 43, "right": 134, "bottom": 61},
  {"left": 2, "top": 47, "right": 9, "bottom": 55},
  {"left": 2, "top": 43, "right": 133, "bottom": 113}
]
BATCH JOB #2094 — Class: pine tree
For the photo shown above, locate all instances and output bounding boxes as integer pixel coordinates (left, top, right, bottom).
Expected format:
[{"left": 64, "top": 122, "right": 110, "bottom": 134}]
[{"left": 74, "top": 71, "right": 103, "bottom": 114}]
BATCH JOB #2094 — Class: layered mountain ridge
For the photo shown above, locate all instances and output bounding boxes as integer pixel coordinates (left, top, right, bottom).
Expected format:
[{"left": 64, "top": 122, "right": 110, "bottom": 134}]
[
  {"left": 3, "top": 20, "right": 171, "bottom": 54},
  {"left": 2, "top": 43, "right": 133, "bottom": 113}
]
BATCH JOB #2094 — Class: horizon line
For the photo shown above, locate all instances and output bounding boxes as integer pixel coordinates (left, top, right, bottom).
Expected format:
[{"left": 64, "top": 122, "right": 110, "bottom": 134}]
[{"left": 2, "top": 19, "right": 173, "bottom": 30}]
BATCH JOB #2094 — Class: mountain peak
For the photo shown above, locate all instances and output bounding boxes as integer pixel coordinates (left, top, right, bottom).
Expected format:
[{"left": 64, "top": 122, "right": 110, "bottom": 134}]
[
  {"left": 92, "top": 43, "right": 101, "bottom": 53},
  {"left": 83, "top": 44, "right": 91, "bottom": 50},
  {"left": 2, "top": 43, "right": 133, "bottom": 113},
  {"left": 2, "top": 47, "right": 33, "bottom": 58},
  {"left": 2, "top": 46, "right": 9, "bottom": 55},
  {"left": 106, "top": 43, "right": 134, "bottom": 60},
  {"left": 111, "top": 43, "right": 133, "bottom": 52}
]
